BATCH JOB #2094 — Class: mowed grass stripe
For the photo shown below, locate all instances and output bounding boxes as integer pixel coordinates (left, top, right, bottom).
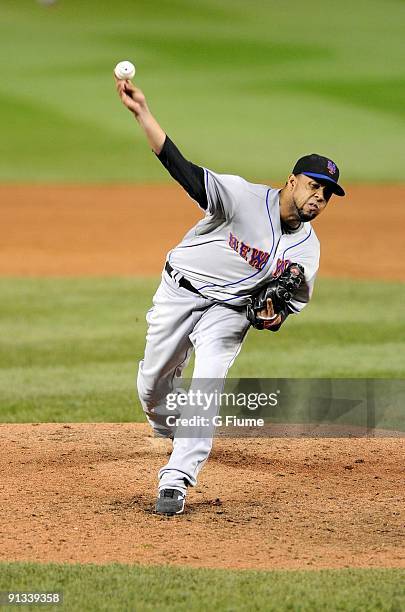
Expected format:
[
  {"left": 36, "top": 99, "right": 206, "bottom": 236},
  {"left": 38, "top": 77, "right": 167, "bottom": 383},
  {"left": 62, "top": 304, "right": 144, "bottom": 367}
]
[
  {"left": 0, "top": 563, "right": 403, "bottom": 612},
  {"left": 0, "top": 277, "right": 404, "bottom": 422},
  {"left": 0, "top": 0, "right": 405, "bottom": 181}
]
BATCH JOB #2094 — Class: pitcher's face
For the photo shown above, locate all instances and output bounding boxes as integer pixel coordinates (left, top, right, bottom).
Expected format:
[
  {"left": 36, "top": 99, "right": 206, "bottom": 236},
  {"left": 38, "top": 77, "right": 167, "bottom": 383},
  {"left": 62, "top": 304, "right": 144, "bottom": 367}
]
[{"left": 290, "top": 174, "right": 332, "bottom": 221}]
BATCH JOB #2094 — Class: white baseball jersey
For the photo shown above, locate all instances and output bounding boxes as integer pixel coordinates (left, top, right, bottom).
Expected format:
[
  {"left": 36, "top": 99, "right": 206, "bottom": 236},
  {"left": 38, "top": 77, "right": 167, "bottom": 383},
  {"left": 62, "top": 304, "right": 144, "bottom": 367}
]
[{"left": 167, "top": 169, "right": 320, "bottom": 311}]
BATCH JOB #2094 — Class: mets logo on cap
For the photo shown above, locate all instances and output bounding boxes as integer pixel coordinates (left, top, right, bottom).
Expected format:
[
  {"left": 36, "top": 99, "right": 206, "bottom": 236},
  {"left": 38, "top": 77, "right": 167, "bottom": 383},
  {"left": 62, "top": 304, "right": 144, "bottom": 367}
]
[{"left": 327, "top": 160, "right": 337, "bottom": 175}]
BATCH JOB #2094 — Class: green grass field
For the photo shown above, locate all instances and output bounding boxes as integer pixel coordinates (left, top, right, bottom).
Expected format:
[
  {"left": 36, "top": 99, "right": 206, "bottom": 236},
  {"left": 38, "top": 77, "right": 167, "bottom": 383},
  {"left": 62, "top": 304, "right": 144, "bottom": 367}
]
[
  {"left": 1, "top": 277, "right": 404, "bottom": 424},
  {"left": 0, "top": 563, "right": 403, "bottom": 612},
  {"left": 0, "top": 0, "right": 405, "bottom": 182},
  {"left": 0, "top": 278, "right": 405, "bottom": 422}
]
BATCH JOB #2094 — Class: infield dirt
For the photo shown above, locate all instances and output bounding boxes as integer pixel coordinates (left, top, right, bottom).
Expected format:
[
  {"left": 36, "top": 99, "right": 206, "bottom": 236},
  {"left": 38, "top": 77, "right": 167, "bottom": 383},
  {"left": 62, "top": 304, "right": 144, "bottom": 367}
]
[
  {"left": 0, "top": 184, "right": 404, "bottom": 570},
  {"left": 0, "top": 423, "right": 404, "bottom": 570},
  {"left": 1, "top": 184, "right": 404, "bottom": 279}
]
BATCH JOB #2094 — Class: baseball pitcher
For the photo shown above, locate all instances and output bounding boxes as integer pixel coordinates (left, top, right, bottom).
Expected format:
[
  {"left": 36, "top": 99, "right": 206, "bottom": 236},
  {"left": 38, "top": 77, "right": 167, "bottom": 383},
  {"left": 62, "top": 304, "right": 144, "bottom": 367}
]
[{"left": 114, "top": 76, "right": 345, "bottom": 515}]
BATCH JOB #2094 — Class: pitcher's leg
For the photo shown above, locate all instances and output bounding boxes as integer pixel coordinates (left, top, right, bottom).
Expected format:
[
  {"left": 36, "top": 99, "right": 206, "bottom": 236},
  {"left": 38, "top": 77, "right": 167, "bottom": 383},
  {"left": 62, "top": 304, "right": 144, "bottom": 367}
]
[
  {"left": 158, "top": 304, "right": 250, "bottom": 492},
  {"left": 137, "top": 273, "right": 202, "bottom": 438}
]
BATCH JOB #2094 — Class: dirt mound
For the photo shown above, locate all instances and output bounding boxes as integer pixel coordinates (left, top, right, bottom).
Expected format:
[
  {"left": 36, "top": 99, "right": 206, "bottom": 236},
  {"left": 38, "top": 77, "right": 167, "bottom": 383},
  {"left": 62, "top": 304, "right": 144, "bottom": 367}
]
[{"left": 1, "top": 423, "right": 403, "bottom": 570}]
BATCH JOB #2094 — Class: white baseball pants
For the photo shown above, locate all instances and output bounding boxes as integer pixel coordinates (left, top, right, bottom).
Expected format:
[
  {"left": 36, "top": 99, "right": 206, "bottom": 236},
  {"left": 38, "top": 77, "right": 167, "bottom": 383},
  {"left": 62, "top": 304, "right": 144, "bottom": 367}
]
[{"left": 137, "top": 269, "right": 250, "bottom": 493}]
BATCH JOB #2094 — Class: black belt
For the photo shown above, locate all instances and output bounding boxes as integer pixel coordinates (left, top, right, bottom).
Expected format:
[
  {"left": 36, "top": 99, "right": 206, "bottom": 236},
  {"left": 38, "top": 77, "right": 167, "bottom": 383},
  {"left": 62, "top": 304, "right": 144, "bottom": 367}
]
[{"left": 165, "top": 262, "right": 202, "bottom": 296}]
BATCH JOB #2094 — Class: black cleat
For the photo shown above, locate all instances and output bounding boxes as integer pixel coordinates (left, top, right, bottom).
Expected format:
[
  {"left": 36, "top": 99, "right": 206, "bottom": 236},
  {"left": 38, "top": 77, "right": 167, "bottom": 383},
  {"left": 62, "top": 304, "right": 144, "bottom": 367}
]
[{"left": 155, "top": 488, "right": 186, "bottom": 516}]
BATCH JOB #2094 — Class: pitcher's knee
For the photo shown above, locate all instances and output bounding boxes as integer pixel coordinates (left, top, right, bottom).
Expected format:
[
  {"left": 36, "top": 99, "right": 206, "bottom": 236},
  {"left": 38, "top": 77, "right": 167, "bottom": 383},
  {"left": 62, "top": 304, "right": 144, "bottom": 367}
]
[
  {"left": 137, "top": 378, "right": 159, "bottom": 410},
  {"left": 137, "top": 368, "right": 155, "bottom": 407},
  {"left": 137, "top": 365, "right": 173, "bottom": 412}
]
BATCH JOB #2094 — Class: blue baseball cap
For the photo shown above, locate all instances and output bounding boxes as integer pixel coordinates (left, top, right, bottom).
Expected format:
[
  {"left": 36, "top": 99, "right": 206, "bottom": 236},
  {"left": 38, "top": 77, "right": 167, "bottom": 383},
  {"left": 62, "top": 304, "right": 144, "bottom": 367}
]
[{"left": 292, "top": 153, "right": 345, "bottom": 196}]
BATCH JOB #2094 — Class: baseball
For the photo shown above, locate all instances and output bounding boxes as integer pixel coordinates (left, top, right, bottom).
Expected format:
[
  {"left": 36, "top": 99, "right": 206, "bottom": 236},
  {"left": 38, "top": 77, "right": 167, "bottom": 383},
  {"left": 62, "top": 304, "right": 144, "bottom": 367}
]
[{"left": 114, "top": 60, "right": 136, "bottom": 80}]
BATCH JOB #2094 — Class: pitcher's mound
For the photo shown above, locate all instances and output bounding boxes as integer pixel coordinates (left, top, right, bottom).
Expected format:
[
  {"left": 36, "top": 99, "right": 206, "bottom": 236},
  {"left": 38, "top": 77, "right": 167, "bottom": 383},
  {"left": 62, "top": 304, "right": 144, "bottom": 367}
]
[{"left": 0, "top": 423, "right": 403, "bottom": 570}]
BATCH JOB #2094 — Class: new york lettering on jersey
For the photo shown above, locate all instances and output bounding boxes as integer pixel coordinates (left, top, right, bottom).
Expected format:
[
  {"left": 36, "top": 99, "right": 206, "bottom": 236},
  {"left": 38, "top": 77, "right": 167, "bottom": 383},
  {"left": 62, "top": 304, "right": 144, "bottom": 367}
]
[
  {"left": 168, "top": 170, "right": 319, "bottom": 307},
  {"left": 228, "top": 232, "right": 270, "bottom": 271}
]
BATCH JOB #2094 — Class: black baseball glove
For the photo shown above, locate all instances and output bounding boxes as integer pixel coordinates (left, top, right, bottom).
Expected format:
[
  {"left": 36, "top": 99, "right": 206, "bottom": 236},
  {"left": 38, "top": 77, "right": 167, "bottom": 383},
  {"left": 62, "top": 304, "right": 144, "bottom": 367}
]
[{"left": 246, "top": 263, "right": 305, "bottom": 331}]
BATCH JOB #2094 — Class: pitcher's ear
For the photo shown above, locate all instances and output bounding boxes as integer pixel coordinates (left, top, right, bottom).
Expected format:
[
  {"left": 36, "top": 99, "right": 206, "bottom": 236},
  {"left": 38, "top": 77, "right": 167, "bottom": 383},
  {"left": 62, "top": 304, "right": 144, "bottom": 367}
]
[{"left": 286, "top": 174, "right": 297, "bottom": 190}]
